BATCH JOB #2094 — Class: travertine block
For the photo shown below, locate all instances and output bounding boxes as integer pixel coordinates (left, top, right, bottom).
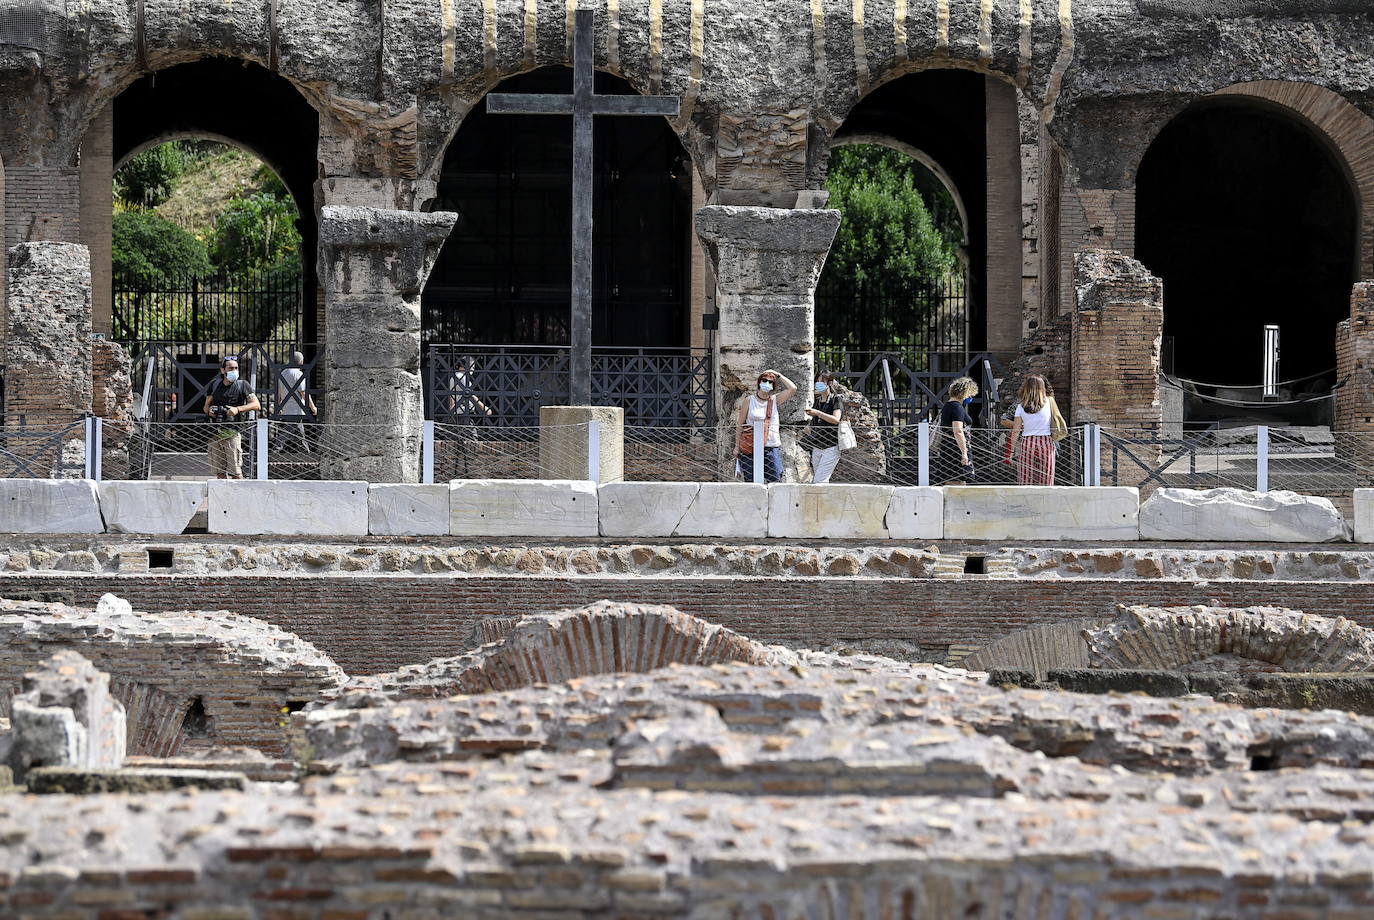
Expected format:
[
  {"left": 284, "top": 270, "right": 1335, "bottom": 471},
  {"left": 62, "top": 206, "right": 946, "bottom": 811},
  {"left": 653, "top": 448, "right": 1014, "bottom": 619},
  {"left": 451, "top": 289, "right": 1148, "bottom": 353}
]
[
  {"left": 98, "top": 481, "right": 205, "bottom": 534},
  {"left": 677, "top": 483, "right": 769, "bottom": 538},
  {"left": 1357, "top": 490, "right": 1374, "bottom": 544},
  {"left": 886, "top": 487, "right": 944, "bottom": 540},
  {"left": 450, "top": 480, "right": 598, "bottom": 537},
  {"left": 540, "top": 406, "right": 624, "bottom": 483},
  {"left": 944, "top": 487, "right": 1139, "bottom": 541},
  {"left": 368, "top": 484, "right": 450, "bottom": 536},
  {"left": 599, "top": 482, "right": 700, "bottom": 537},
  {"left": 0, "top": 479, "right": 104, "bottom": 533},
  {"left": 768, "top": 484, "right": 893, "bottom": 539},
  {"left": 208, "top": 480, "right": 369, "bottom": 536},
  {"left": 1140, "top": 488, "right": 1349, "bottom": 543}
]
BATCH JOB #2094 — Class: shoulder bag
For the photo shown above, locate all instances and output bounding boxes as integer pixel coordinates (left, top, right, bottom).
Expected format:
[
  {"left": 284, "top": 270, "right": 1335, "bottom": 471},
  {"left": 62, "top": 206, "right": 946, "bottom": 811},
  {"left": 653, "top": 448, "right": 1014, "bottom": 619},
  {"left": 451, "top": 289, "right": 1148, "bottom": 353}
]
[
  {"left": 737, "top": 396, "right": 774, "bottom": 453},
  {"left": 1049, "top": 398, "right": 1069, "bottom": 442}
]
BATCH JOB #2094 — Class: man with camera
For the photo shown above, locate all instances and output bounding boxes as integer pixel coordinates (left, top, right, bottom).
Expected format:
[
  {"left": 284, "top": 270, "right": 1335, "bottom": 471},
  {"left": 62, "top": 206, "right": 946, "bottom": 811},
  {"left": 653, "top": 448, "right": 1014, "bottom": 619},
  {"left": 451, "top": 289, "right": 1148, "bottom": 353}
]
[{"left": 202, "top": 357, "right": 261, "bottom": 479}]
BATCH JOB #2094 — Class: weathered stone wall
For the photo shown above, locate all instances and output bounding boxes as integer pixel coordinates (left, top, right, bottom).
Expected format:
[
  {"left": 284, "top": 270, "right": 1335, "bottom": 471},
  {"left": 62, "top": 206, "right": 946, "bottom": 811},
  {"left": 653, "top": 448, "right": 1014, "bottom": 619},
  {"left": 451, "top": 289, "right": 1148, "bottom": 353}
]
[
  {"left": 0, "top": 595, "right": 344, "bottom": 756},
  {"left": 3, "top": 242, "right": 92, "bottom": 433},
  {"left": 1071, "top": 250, "right": 1163, "bottom": 430}
]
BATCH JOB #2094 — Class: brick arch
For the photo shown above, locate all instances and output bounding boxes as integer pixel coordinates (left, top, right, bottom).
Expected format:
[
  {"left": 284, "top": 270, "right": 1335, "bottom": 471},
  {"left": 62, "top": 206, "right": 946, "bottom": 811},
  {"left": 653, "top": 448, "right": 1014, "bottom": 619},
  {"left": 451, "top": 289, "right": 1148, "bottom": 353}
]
[
  {"left": 342, "top": 602, "right": 794, "bottom": 700},
  {"left": 1208, "top": 81, "right": 1374, "bottom": 277},
  {"left": 1084, "top": 605, "right": 1374, "bottom": 674}
]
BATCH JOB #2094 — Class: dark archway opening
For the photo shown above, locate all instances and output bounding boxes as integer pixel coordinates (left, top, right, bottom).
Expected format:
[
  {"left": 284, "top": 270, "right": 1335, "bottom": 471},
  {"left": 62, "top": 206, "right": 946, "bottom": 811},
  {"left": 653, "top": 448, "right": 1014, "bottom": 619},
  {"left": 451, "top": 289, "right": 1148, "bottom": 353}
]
[
  {"left": 827, "top": 70, "right": 987, "bottom": 360},
  {"left": 113, "top": 58, "right": 321, "bottom": 344},
  {"left": 423, "top": 66, "right": 692, "bottom": 349},
  {"left": 1138, "top": 102, "right": 1358, "bottom": 421}
]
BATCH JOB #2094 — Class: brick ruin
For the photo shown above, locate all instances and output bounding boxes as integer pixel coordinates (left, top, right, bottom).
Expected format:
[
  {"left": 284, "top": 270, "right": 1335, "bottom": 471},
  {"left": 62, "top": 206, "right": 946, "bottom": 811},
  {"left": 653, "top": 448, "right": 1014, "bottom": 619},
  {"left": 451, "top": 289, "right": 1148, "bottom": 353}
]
[{"left": 3, "top": 597, "right": 1374, "bottom": 914}]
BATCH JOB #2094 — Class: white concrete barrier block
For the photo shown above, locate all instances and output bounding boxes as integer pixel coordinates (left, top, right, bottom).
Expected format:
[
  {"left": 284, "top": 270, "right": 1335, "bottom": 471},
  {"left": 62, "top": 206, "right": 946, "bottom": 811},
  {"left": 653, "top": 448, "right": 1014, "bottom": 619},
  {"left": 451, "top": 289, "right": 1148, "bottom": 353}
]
[
  {"left": 768, "top": 484, "right": 893, "bottom": 539},
  {"left": 887, "top": 487, "right": 944, "bottom": 540},
  {"left": 0, "top": 479, "right": 103, "bottom": 533},
  {"left": 208, "top": 480, "right": 369, "bottom": 536},
  {"left": 599, "top": 482, "right": 700, "bottom": 537},
  {"left": 369, "top": 484, "right": 450, "bottom": 536},
  {"left": 944, "top": 486, "right": 1139, "bottom": 541},
  {"left": 98, "top": 481, "right": 206, "bottom": 534},
  {"left": 450, "top": 480, "right": 598, "bottom": 537},
  {"left": 1356, "top": 490, "right": 1374, "bottom": 544},
  {"left": 1140, "top": 488, "right": 1349, "bottom": 543},
  {"left": 676, "top": 483, "right": 769, "bottom": 538}
]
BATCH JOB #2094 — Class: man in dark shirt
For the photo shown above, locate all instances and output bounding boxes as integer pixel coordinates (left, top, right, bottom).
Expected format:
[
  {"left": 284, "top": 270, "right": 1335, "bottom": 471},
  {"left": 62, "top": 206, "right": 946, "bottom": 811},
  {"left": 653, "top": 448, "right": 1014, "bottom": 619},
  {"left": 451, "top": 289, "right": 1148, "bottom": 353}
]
[{"left": 202, "top": 357, "right": 261, "bottom": 479}]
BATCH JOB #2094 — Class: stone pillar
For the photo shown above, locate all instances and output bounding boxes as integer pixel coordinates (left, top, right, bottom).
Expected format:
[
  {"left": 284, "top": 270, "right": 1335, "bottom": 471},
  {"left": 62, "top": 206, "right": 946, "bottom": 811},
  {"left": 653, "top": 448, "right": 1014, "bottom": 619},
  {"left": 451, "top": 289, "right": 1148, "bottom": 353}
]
[
  {"left": 539, "top": 406, "right": 625, "bottom": 482},
  {"left": 318, "top": 206, "right": 457, "bottom": 483},
  {"left": 93, "top": 340, "right": 135, "bottom": 480},
  {"left": 1335, "top": 283, "right": 1374, "bottom": 486},
  {"left": 1071, "top": 250, "right": 1163, "bottom": 433},
  {"left": 5, "top": 242, "right": 93, "bottom": 433},
  {"left": 79, "top": 104, "right": 115, "bottom": 338},
  {"left": 7, "top": 650, "right": 127, "bottom": 785},
  {"left": 985, "top": 76, "right": 1024, "bottom": 357},
  {"left": 695, "top": 205, "right": 840, "bottom": 426}
]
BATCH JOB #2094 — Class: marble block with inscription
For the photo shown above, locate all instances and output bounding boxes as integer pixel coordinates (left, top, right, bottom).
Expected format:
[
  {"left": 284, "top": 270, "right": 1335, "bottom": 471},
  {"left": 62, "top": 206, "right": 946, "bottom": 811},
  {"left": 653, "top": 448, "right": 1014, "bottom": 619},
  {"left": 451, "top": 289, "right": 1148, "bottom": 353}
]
[
  {"left": 208, "top": 481, "right": 369, "bottom": 536},
  {"left": 1356, "top": 490, "right": 1373, "bottom": 545},
  {"left": 944, "top": 487, "right": 1139, "bottom": 541},
  {"left": 450, "top": 480, "right": 599, "bottom": 537},
  {"left": 676, "top": 483, "right": 769, "bottom": 538},
  {"left": 886, "top": 487, "right": 944, "bottom": 540},
  {"left": 599, "top": 482, "right": 699, "bottom": 537},
  {"left": 369, "top": 484, "right": 450, "bottom": 536},
  {"left": 1140, "top": 488, "right": 1348, "bottom": 543},
  {"left": 0, "top": 479, "right": 104, "bottom": 533},
  {"left": 98, "top": 481, "right": 206, "bottom": 534},
  {"left": 768, "top": 484, "right": 893, "bottom": 539}
]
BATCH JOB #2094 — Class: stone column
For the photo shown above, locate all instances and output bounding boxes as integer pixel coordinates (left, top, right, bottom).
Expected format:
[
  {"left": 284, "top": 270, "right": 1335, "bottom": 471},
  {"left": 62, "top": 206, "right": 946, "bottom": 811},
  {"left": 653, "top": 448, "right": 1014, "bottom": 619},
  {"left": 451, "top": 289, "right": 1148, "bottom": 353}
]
[
  {"left": 695, "top": 206, "right": 840, "bottom": 473},
  {"left": 1071, "top": 250, "right": 1163, "bottom": 430},
  {"left": 5, "top": 242, "right": 94, "bottom": 475},
  {"left": 1335, "top": 283, "right": 1374, "bottom": 486},
  {"left": 318, "top": 206, "right": 457, "bottom": 483}
]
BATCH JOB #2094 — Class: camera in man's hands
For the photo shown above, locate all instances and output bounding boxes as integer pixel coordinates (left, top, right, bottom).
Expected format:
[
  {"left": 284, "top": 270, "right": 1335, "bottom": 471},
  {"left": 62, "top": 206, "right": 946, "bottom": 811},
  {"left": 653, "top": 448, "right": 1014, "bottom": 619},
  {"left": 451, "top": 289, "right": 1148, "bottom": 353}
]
[{"left": 210, "top": 405, "right": 233, "bottom": 422}]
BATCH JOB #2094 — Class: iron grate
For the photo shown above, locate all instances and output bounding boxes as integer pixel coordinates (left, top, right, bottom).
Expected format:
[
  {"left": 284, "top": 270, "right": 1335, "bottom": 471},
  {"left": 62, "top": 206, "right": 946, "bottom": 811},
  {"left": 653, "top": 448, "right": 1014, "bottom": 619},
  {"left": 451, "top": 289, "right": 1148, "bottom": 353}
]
[{"left": 0, "top": 3, "right": 57, "bottom": 52}]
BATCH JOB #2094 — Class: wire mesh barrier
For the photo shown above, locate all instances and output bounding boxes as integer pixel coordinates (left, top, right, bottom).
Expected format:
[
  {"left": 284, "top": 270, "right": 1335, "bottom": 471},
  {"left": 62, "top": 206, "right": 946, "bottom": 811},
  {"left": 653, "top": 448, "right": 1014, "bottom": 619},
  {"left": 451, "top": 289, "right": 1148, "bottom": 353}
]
[
  {"left": 430, "top": 423, "right": 596, "bottom": 482},
  {"left": 0, "top": 421, "right": 87, "bottom": 478},
  {"left": 120, "top": 421, "right": 262, "bottom": 481},
  {"left": 620, "top": 426, "right": 731, "bottom": 483},
  {"left": 129, "top": 343, "right": 323, "bottom": 424}
]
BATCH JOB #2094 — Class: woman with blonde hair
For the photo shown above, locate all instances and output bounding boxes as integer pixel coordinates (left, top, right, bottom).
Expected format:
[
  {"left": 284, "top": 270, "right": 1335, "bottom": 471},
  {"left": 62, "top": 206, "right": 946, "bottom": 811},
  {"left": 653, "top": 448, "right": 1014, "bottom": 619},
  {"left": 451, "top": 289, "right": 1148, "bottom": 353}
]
[
  {"left": 936, "top": 376, "right": 978, "bottom": 485},
  {"left": 1007, "top": 374, "right": 1056, "bottom": 485}
]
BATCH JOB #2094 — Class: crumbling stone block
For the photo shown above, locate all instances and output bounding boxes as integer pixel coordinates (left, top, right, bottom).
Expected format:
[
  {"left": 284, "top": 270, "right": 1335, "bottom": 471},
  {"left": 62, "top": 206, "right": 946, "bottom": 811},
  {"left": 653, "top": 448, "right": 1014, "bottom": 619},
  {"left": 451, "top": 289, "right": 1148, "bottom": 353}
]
[{"left": 7, "top": 650, "right": 125, "bottom": 784}]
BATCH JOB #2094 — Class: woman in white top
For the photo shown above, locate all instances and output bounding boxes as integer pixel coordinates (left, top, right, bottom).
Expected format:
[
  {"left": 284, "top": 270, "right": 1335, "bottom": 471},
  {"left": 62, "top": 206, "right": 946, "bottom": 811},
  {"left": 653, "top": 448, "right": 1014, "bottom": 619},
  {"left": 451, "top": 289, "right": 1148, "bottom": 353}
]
[
  {"left": 1007, "top": 374, "right": 1056, "bottom": 485},
  {"left": 736, "top": 368, "right": 798, "bottom": 482}
]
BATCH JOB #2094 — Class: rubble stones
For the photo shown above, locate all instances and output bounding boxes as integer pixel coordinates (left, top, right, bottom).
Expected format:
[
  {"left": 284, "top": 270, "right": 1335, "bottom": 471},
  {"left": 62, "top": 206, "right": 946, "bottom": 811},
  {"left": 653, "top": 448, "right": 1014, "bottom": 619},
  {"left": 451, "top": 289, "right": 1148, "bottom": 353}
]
[
  {"left": 6, "top": 650, "right": 125, "bottom": 784},
  {"left": 1141, "top": 487, "right": 1351, "bottom": 543},
  {"left": 1085, "top": 604, "right": 1374, "bottom": 673}
]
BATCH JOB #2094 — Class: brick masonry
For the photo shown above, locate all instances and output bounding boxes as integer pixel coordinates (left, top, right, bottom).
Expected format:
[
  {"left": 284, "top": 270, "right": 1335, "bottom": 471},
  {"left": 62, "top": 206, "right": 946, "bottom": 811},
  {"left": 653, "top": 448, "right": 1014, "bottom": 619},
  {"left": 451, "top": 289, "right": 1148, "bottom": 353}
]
[
  {"left": 3, "top": 242, "right": 92, "bottom": 434},
  {"left": 5, "top": 573, "right": 1374, "bottom": 675}
]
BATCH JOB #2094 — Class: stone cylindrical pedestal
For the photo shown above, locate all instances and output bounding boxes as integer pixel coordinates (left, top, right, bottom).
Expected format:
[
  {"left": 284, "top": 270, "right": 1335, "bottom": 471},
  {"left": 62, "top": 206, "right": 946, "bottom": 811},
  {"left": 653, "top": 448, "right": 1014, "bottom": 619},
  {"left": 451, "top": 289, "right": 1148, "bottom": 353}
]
[{"left": 539, "top": 406, "right": 624, "bottom": 482}]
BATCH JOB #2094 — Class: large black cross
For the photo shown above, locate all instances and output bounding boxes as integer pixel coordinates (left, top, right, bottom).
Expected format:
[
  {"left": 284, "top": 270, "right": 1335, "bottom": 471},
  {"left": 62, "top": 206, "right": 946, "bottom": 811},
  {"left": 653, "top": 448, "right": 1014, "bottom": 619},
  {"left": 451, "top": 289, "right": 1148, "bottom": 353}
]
[{"left": 487, "top": 8, "right": 680, "bottom": 405}]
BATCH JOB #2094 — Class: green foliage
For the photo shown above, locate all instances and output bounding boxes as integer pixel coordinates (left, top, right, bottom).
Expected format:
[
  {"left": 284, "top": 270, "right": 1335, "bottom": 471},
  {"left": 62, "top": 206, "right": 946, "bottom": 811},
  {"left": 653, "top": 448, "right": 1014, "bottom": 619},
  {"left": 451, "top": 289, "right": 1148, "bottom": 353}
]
[
  {"left": 113, "top": 143, "right": 190, "bottom": 211},
  {"left": 824, "top": 144, "right": 960, "bottom": 289},
  {"left": 209, "top": 191, "right": 302, "bottom": 273},
  {"left": 112, "top": 210, "right": 212, "bottom": 282}
]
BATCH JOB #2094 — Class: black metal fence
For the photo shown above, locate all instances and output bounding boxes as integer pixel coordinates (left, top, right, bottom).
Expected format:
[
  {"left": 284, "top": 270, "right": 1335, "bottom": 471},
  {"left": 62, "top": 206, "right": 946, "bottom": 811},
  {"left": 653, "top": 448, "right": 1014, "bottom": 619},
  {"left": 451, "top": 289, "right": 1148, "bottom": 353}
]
[
  {"left": 113, "top": 264, "right": 304, "bottom": 347},
  {"left": 425, "top": 345, "right": 714, "bottom": 427},
  {"left": 817, "top": 349, "right": 1011, "bottom": 433},
  {"left": 815, "top": 272, "right": 969, "bottom": 357}
]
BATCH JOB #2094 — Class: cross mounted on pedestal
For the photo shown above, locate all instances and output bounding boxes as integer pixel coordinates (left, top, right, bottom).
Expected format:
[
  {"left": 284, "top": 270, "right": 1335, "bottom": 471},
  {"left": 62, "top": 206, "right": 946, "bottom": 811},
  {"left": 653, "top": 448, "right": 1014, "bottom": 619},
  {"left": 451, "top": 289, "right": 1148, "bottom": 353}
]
[{"left": 487, "top": 8, "right": 681, "bottom": 406}]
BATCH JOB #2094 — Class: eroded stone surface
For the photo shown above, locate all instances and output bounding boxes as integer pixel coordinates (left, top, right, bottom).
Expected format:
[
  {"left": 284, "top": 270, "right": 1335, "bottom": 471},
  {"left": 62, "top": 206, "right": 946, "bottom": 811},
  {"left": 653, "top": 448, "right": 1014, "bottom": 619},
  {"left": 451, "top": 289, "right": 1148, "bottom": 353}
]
[
  {"left": 7, "top": 650, "right": 125, "bottom": 784},
  {"left": 1356, "top": 489, "right": 1373, "bottom": 544},
  {"left": 944, "top": 486, "right": 1140, "bottom": 541},
  {"left": 367, "top": 483, "right": 448, "bottom": 536},
  {"left": 676, "top": 483, "right": 769, "bottom": 538},
  {"left": 208, "top": 480, "right": 369, "bottom": 536},
  {"left": 449, "top": 479, "right": 599, "bottom": 537},
  {"left": 768, "top": 484, "right": 893, "bottom": 539},
  {"left": 97, "top": 481, "right": 205, "bottom": 535},
  {"left": 0, "top": 480, "right": 103, "bottom": 534},
  {"left": 1141, "top": 488, "right": 1350, "bottom": 543},
  {"left": 598, "top": 482, "right": 700, "bottom": 537},
  {"left": 886, "top": 487, "right": 944, "bottom": 540}
]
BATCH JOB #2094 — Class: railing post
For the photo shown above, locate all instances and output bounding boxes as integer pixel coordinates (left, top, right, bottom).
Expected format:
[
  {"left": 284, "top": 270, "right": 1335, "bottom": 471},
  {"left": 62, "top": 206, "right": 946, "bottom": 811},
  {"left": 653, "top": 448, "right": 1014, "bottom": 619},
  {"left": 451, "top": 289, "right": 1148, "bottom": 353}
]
[
  {"left": 83, "top": 416, "right": 96, "bottom": 480},
  {"left": 752, "top": 421, "right": 765, "bottom": 485},
  {"left": 1082, "top": 424, "right": 1102, "bottom": 487},
  {"left": 255, "top": 418, "right": 269, "bottom": 481},
  {"left": 918, "top": 421, "right": 931, "bottom": 487},
  {"left": 587, "top": 420, "right": 601, "bottom": 483},
  {"left": 1256, "top": 425, "right": 1270, "bottom": 492},
  {"left": 422, "top": 420, "right": 435, "bottom": 485},
  {"left": 92, "top": 417, "right": 103, "bottom": 481}
]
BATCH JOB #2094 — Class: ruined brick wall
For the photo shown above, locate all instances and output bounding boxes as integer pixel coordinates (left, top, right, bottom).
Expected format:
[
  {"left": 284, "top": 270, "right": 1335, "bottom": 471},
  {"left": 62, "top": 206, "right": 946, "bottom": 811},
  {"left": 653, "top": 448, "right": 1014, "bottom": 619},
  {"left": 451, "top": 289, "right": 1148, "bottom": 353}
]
[
  {"left": 3, "top": 242, "right": 92, "bottom": 431},
  {"left": 1335, "top": 283, "right": 1374, "bottom": 433},
  {"left": 91, "top": 340, "right": 134, "bottom": 480},
  {"left": 1071, "top": 250, "right": 1162, "bottom": 432},
  {"left": 9, "top": 574, "right": 1374, "bottom": 675}
]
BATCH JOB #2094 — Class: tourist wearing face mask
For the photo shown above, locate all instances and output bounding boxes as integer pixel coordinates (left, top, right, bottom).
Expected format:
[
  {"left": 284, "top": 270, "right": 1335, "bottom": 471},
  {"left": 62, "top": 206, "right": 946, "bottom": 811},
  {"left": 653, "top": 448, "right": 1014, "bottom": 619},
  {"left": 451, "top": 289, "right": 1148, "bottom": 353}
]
[
  {"left": 203, "top": 357, "right": 261, "bottom": 480},
  {"left": 736, "top": 369, "right": 797, "bottom": 483},
  {"left": 802, "top": 372, "right": 844, "bottom": 484}
]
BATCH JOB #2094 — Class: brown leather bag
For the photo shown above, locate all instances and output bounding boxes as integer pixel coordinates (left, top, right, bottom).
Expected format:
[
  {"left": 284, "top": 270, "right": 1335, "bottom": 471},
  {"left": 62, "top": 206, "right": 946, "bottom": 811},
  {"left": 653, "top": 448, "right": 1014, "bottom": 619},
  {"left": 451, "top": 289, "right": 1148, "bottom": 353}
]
[{"left": 737, "top": 396, "right": 774, "bottom": 453}]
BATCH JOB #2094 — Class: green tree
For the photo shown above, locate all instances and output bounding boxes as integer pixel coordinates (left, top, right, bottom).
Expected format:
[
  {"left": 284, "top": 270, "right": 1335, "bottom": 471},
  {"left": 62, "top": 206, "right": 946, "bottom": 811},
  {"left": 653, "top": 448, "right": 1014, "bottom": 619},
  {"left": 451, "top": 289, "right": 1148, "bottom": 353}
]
[
  {"left": 113, "top": 143, "right": 188, "bottom": 211},
  {"left": 209, "top": 191, "right": 302, "bottom": 273},
  {"left": 112, "top": 210, "right": 212, "bottom": 282}
]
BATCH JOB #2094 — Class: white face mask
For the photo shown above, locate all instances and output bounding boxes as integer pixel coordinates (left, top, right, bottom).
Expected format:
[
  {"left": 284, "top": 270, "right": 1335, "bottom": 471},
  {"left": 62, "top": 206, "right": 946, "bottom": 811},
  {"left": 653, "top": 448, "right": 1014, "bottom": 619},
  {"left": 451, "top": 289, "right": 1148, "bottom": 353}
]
[
  {"left": 758, "top": 381, "right": 775, "bottom": 393},
  {"left": 224, "top": 370, "right": 239, "bottom": 383}
]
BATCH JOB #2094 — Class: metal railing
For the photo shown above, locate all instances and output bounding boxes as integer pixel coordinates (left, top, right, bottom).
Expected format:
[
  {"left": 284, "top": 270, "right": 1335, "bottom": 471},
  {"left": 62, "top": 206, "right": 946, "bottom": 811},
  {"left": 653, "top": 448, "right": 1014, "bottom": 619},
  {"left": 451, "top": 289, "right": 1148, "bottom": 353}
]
[
  {"left": 425, "top": 344, "right": 714, "bottom": 427},
  {"left": 113, "top": 264, "right": 304, "bottom": 346},
  {"left": 129, "top": 342, "right": 323, "bottom": 424}
]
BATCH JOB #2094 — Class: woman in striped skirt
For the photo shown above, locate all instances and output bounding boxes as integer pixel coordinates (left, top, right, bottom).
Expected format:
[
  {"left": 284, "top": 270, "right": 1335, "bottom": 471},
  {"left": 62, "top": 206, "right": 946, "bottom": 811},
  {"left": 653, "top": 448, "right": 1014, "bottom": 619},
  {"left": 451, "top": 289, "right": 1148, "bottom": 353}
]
[{"left": 1008, "top": 375, "right": 1056, "bottom": 485}]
